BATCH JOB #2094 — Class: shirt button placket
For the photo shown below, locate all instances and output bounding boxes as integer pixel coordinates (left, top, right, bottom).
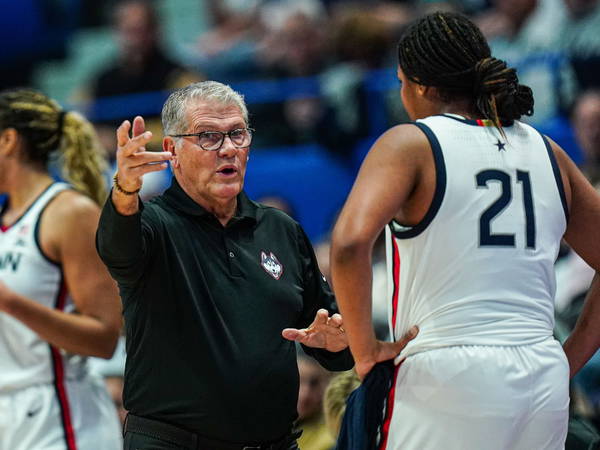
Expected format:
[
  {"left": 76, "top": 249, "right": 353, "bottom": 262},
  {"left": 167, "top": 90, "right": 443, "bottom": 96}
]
[{"left": 225, "top": 233, "right": 242, "bottom": 277}]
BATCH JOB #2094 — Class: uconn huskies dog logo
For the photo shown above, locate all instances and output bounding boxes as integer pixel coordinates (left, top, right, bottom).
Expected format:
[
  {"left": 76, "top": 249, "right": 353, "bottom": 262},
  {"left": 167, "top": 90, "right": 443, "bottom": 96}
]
[{"left": 260, "top": 251, "right": 283, "bottom": 280}]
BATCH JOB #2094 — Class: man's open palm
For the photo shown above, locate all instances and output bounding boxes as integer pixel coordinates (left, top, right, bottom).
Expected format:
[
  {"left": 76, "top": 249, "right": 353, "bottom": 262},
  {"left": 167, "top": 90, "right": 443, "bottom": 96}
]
[{"left": 282, "top": 309, "right": 348, "bottom": 352}]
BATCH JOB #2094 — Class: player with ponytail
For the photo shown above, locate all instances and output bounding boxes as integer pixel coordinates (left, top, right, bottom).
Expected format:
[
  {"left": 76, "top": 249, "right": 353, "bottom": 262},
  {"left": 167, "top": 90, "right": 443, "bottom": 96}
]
[
  {"left": 0, "top": 88, "right": 122, "bottom": 449},
  {"left": 332, "top": 12, "right": 600, "bottom": 450}
]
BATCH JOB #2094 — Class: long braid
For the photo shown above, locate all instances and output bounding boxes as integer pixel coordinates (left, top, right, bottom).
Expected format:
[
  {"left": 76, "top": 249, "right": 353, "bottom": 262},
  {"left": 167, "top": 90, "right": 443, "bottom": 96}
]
[
  {"left": 0, "top": 89, "right": 107, "bottom": 205},
  {"left": 398, "top": 12, "right": 534, "bottom": 131}
]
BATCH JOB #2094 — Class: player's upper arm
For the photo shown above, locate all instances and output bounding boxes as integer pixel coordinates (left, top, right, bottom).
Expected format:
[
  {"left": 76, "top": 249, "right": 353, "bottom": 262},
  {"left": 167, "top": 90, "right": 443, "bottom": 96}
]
[
  {"left": 550, "top": 137, "right": 600, "bottom": 272},
  {"left": 43, "top": 192, "right": 121, "bottom": 330},
  {"left": 333, "top": 124, "right": 428, "bottom": 246}
]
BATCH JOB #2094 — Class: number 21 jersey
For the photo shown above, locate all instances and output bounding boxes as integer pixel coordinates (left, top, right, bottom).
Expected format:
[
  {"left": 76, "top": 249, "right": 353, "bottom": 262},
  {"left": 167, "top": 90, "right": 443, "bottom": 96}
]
[{"left": 386, "top": 114, "right": 568, "bottom": 361}]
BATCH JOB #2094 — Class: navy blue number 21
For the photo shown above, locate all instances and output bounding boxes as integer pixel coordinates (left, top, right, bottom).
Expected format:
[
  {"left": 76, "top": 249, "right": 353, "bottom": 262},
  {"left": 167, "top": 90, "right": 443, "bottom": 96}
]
[{"left": 476, "top": 169, "right": 535, "bottom": 249}]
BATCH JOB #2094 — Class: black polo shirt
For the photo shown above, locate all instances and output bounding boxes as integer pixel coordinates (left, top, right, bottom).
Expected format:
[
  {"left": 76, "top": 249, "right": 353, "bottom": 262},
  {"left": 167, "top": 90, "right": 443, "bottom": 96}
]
[{"left": 96, "top": 178, "right": 353, "bottom": 443}]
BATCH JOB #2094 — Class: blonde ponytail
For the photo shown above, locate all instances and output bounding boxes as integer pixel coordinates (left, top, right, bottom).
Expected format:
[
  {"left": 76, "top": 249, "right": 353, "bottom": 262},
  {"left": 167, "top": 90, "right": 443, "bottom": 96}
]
[
  {"left": 0, "top": 88, "right": 109, "bottom": 205},
  {"left": 59, "top": 111, "right": 108, "bottom": 205}
]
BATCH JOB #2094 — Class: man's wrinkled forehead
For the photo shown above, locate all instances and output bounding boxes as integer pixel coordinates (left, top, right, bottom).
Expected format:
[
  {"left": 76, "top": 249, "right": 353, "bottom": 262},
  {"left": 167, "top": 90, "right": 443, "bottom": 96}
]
[{"left": 184, "top": 101, "right": 246, "bottom": 131}]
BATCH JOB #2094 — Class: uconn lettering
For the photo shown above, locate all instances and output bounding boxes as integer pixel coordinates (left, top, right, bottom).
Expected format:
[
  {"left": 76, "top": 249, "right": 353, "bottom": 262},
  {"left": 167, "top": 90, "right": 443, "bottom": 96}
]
[{"left": 0, "top": 251, "right": 22, "bottom": 272}]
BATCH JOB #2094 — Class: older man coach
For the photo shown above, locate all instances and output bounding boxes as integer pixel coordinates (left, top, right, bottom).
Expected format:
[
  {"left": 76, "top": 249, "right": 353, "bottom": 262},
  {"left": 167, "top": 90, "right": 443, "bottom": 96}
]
[{"left": 96, "top": 81, "right": 371, "bottom": 450}]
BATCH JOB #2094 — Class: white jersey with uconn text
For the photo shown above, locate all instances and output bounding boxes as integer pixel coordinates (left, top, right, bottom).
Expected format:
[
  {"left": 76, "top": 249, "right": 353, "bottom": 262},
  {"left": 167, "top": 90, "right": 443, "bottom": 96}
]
[
  {"left": 0, "top": 183, "right": 122, "bottom": 450},
  {"left": 386, "top": 114, "right": 568, "bottom": 361},
  {"left": 0, "top": 182, "right": 87, "bottom": 391}
]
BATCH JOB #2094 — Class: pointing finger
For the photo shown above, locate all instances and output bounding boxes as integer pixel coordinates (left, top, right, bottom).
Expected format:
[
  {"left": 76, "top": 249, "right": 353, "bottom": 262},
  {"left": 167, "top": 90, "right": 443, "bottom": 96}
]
[
  {"left": 116, "top": 120, "right": 131, "bottom": 147},
  {"left": 132, "top": 116, "right": 146, "bottom": 138}
]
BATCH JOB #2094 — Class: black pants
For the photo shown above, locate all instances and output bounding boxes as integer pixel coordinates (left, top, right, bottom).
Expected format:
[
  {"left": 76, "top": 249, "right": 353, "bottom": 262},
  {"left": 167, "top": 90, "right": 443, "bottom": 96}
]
[{"left": 123, "top": 431, "right": 300, "bottom": 450}]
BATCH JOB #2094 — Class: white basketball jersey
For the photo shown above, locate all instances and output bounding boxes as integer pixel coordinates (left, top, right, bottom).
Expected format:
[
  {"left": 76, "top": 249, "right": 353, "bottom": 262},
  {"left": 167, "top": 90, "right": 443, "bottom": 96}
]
[
  {"left": 0, "top": 183, "right": 87, "bottom": 392},
  {"left": 386, "top": 114, "right": 568, "bottom": 362}
]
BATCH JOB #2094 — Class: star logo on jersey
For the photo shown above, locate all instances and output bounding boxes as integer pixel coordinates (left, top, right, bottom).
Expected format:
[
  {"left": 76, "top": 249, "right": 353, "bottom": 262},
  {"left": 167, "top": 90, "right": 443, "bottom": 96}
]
[
  {"left": 494, "top": 139, "right": 506, "bottom": 151},
  {"left": 260, "top": 250, "right": 283, "bottom": 280}
]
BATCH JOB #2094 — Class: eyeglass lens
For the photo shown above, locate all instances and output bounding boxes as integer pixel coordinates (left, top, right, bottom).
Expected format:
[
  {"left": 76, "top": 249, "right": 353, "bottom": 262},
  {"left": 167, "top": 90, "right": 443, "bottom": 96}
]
[{"left": 200, "top": 129, "right": 251, "bottom": 151}]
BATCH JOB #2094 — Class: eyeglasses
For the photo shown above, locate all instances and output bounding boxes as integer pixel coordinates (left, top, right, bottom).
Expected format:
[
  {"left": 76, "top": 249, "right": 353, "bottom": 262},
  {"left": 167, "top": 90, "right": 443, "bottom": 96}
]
[{"left": 169, "top": 128, "right": 254, "bottom": 151}]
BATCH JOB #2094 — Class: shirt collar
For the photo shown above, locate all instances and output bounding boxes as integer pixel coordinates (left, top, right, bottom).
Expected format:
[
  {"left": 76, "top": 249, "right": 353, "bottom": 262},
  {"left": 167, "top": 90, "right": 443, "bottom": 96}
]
[{"left": 162, "top": 178, "right": 257, "bottom": 225}]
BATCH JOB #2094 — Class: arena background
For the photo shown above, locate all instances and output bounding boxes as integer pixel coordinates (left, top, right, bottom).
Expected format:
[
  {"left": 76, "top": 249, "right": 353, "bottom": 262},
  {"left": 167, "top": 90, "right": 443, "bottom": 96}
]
[{"left": 2, "top": 0, "right": 600, "bottom": 448}]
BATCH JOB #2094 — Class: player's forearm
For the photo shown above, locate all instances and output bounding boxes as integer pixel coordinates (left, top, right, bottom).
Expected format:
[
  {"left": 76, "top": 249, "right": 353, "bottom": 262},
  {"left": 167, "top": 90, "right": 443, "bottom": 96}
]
[
  {"left": 2, "top": 292, "right": 119, "bottom": 358},
  {"left": 330, "top": 238, "right": 378, "bottom": 362},
  {"left": 563, "top": 273, "right": 600, "bottom": 378}
]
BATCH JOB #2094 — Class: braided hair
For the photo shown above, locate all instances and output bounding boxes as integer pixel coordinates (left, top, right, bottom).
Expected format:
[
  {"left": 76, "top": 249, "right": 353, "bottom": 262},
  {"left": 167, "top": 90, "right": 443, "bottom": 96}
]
[
  {"left": 0, "top": 89, "right": 107, "bottom": 205},
  {"left": 397, "top": 12, "right": 534, "bottom": 130}
]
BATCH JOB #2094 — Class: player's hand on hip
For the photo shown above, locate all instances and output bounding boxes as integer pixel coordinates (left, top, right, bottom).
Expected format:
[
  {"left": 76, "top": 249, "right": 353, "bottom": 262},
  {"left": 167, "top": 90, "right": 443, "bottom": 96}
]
[
  {"left": 115, "top": 116, "right": 172, "bottom": 192},
  {"left": 355, "top": 326, "right": 419, "bottom": 380},
  {"left": 281, "top": 309, "right": 348, "bottom": 352}
]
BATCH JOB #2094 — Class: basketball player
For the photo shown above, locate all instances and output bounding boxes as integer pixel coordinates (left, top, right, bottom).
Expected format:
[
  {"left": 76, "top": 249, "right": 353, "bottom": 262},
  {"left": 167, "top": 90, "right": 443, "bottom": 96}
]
[
  {"left": 0, "top": 89, "right": 122, "bottom": 449},
  {"left": 330, "top": 12, "right": 600, "bottom": 450}
]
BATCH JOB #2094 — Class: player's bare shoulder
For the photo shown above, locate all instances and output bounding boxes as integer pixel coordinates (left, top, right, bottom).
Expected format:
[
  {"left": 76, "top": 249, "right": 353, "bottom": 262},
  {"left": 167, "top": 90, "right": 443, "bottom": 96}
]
[
  {"left": 38, "top": 189, "right": 102, "bottom": 262},
  {"left": 378, "top": 123, "right": 429, "bottom": 149},
  {"left": 46, "top": 189, "right": 101, "bottom": 222},
  {"left": 364, "top": 123, "right": 433, "bottom": 179}
]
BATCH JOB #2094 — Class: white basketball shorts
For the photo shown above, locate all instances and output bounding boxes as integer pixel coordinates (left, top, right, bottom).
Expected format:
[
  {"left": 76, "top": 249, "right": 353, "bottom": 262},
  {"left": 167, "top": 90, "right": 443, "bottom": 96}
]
[
  {"left": 380, "top": 338, "right": 569, "bottom": 450},
  {"left": 0, "top": 374, "right": 122, "bottom": 450}
]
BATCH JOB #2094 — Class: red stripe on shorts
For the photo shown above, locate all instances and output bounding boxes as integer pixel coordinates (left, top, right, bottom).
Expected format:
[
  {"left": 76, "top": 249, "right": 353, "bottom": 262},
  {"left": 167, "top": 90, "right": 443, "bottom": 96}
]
[
  {"left": 379, "top": 363, "right": 401, "bottom": 450},
  {"left": 379, "top": 234, "right": 402, "bottom": 449},
  {"left": 51, "top": 280, "right": 77, "bottom": 450}
]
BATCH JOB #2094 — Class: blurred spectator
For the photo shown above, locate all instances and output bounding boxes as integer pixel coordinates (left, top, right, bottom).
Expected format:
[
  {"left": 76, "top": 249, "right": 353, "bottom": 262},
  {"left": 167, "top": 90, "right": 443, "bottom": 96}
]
[
  {"left": 190, "top": 0, "right": 264, "bottom": 81},
  {"left": 88, "top": 0, "right": 202, "bottom": 151},
  {"left": 251, "top": 1, "right": 406, "bottom": 155},
  {"left": 91, "top": 0, "right": 200, "bottom": 98},
  {"left": 556, "top": 0, "right": 600, "bottom": 90},
  {"left": 85, "top": 0, "right": 201, "bottom": 199},
  {"left": 475, "top": 0, "right": 577, "bottom": 123},
  {"left": 323, "top": 369, "right": 361, "bottom": 440},
  {"left": 476, "top": 0, "right": 544, "bottom": 45},
  {"left": 318, "top": 8, "right": 398, "bottom": 156},
  {"left": 572, "top": 90, "right": 600, "bottom": 185},
  {"left": 559, "top": 0, "right": 600, "bottom": 56},
  {"left": 258, "top": 0, "right": 329, "bottom": 78},
  {"left": 249, "top": 0, "right": 332, "bottom": 149},
  {"left": 296, "top": 353, "right": 335, "bottom": 450}
]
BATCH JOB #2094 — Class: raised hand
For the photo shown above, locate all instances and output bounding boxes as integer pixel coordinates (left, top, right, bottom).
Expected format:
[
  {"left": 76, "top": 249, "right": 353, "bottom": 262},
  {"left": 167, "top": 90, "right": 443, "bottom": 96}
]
[
  {"left": 115, "top": 116, "right": 172, "bottom": 193},
  {"left": 282, "top": 309, "right": 348, "bottom": 353}
]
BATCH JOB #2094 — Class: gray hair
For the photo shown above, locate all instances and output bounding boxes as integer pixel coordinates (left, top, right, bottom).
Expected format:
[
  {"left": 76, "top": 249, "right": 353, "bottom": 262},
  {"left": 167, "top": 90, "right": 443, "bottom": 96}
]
[{"left": 161, "top": 81, "right": 248, "bottom": 135}]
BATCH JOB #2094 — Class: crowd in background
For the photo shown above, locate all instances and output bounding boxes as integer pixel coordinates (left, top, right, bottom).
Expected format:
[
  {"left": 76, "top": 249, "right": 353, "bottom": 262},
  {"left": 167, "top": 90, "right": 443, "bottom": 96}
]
[{"left": 2, "top": 0, "right": 600, "bottom": 448}]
